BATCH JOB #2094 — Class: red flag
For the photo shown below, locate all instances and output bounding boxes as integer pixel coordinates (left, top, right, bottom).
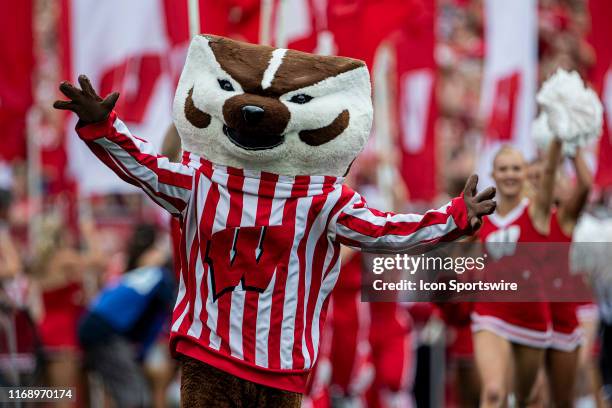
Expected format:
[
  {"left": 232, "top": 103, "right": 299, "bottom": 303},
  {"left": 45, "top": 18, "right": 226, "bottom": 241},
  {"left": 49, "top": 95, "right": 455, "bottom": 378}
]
[
  {"left": 163, "top": 0, "right": 320, "bottom": 51},
  {"left": 0, "top": 0, "right": 34, "bottom": 161},
  {"left": 588, "top": 0, "right": 612, "bottom": 188},
  {"left": 278, "top": 0, "right": 319, "bottom": 52},
  {"left": 327, "top": 0, "right": 414, "bottom": 66},
  {"left": 387, "top": 1, "right": 437, "bottom": 201},
  {"left": 326, "top": 0, "right": 366, "bottom": 59},
  {"left": 340, "top": 0, "right": 436, "bottom": 201},
  {"left": 163, "top": 0, "right": 261, "bottom": 47},
  {"left": 485, "top": 71, "right": 522, "bottom": 142}
]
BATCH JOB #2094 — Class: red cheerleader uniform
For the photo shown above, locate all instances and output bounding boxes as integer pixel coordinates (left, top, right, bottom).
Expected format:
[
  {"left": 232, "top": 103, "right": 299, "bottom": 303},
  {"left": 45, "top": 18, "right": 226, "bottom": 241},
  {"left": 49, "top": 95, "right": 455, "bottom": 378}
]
[
  {"left": 437, "top": 302, "right": 475, "bottom": 359},
  {"left": 548, "top": 211, "right": 583, "bottom": 351},
  {"left": 38, "top": 281, "right": 85, "bottom": 352},
  {"left": 471, "top": 198, "right": 552, "bottom": 348}
]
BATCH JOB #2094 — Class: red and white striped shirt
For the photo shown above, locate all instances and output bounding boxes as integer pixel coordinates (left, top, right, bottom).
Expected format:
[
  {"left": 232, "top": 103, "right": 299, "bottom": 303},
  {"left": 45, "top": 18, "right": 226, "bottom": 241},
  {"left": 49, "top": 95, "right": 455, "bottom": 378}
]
[{"left": 76, "top": 112, "right": 470, "bottom": 392}]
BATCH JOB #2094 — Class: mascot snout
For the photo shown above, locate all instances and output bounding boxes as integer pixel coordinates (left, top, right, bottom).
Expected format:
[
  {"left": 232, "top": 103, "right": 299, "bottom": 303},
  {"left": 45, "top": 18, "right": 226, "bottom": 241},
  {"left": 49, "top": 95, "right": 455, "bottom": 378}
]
[{"left": 222, "top": 94, "right": 290, "bottom": 150}]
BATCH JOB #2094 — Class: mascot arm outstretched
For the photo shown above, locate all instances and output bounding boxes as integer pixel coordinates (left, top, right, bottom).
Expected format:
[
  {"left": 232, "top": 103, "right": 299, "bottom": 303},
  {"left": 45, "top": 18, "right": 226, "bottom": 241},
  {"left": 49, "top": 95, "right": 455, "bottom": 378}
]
[
  {"left": 54, "top": 38, "right": 495, "bottom": 404},
  {"left": 55, "top": 76, "right": 194, "bottom": 217},
  {"left": 54, "top": 75, "right": 494, "bottom": 251},
  {"left": 333, "top": 174, "right": 494, "bottom": 252}
]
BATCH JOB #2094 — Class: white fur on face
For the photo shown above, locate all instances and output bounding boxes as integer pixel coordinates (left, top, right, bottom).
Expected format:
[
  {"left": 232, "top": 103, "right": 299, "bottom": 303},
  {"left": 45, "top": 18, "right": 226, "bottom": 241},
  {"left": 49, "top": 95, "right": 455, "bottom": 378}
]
[{"left": 173, "top": 36, "right": 373, "bottom": 177}]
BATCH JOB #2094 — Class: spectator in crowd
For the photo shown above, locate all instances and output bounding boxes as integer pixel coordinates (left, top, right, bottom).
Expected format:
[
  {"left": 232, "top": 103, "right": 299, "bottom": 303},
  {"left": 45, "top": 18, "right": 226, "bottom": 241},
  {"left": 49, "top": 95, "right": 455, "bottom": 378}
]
[
  {"left": 32, "top": 211, "right": 103, "bottom": 407},
  {"left": 0, "top": 189, "right": 21, "bottom": 280},
  {"left": 0, "top": 188, "right": 34, "bottom": 388},
  {"left": 78, "top": 223, "right": 176, "bottom": 408}
]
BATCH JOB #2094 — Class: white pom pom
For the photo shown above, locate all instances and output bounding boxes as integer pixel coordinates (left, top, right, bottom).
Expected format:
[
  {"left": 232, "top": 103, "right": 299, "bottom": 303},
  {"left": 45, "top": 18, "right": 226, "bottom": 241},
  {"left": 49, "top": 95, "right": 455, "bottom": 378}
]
[
  {"left": 584, "top": 88, "right": 604, "bottom": 143},
  {"left": 532, "top": 111, "right": 583, "bottom": 157},
  {"left": 536, "top": 69, "right": 604, "bottom": 147},
  {"left": 532, "top": 112, "right": 554, "bottom": 151}
]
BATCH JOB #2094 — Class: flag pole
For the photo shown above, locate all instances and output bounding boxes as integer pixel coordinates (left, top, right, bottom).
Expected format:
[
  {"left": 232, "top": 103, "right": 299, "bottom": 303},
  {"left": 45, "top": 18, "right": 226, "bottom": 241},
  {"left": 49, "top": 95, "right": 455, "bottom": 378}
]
[
  {"left": 188, "top": 0, "right": 201, "bottom": 38},
  {"left": 274, "top": 0, "right": 287, "bottom": 48},
  {"left": 26, "top": 108, "right": 42, "bottom": 258},
  {"left": 372, "top": 43, "right": 398, "bottom": 211},
  {"left": 260, "top": 0, "right": 274, "bottom": 45}
]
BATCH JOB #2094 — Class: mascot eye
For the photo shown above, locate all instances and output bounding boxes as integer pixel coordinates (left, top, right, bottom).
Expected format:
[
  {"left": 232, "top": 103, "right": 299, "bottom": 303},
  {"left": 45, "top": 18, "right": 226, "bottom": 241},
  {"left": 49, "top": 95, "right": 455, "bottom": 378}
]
[
  {"left": 289, "top": 94, "right": 313, "bottom": 104},
  {"left": 218, "top": 79, "right": 235, "bottom": 92}
]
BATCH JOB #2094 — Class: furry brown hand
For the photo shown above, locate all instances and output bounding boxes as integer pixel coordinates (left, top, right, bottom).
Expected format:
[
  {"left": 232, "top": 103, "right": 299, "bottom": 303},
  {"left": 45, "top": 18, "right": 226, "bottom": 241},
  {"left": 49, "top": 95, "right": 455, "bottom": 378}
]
[
  {"left": 53, "top": 75, "right": 119, "bottom": 124},
  {"left": 463, "top": 174, "right": 496, "bottom": 231}
]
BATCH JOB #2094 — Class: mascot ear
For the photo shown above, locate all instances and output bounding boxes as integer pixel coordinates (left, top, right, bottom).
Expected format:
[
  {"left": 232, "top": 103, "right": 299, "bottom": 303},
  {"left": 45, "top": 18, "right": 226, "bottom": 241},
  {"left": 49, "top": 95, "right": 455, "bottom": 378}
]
[{"left": 173, "top": 34, "right": 220, "bottom": 147}]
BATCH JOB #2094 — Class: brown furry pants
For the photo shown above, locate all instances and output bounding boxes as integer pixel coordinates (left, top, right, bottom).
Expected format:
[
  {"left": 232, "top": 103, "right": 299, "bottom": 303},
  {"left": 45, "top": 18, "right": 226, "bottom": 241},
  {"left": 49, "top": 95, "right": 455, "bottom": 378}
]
[{"left": 179, "top": 356, "right": 303, "bottom": 408}]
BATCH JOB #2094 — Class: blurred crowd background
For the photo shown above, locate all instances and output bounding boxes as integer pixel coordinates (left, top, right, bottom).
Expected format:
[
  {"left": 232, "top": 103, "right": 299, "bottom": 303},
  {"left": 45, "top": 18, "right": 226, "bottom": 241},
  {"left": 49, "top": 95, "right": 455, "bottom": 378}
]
[{"left": 0, "top": 0, "right": 611, "bottom": 406}]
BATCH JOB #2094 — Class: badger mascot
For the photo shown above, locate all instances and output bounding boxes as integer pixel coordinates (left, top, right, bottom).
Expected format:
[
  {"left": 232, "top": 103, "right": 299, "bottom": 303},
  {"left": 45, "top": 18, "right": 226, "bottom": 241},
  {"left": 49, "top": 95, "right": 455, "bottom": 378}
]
[{"left": 55, "top": 35, "right": 495, "bottom": 407}]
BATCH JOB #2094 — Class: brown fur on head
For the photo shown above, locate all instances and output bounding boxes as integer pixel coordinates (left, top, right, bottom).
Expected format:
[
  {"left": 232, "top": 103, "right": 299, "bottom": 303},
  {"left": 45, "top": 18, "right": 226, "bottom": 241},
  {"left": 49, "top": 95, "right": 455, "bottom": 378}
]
[{"left": 173, "top": 35, "right": 373, "bottom": 176}]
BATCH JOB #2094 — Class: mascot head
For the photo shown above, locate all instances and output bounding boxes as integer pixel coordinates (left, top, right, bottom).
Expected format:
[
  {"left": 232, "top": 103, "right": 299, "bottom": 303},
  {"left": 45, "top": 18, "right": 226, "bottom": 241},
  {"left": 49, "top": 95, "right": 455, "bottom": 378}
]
[{"left": 173, "top": 35, "right": 373, "bottom": 177}]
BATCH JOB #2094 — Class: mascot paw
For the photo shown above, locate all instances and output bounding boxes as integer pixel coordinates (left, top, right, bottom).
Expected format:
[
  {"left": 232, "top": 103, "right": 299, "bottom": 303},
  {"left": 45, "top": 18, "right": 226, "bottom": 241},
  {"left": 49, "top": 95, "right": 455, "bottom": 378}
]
[
  {"left": 53, "top": 75, "right": 119, "bottom": 125},
  {"left": 463, "top": 174, "right": 496, "bottom": 231}
]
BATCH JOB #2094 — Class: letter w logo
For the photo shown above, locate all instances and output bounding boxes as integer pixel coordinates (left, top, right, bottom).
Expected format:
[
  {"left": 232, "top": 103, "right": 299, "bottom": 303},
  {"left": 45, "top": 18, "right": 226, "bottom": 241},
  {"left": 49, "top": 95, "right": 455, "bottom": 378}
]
[{"left": 205, "top": 225, "right": 293, "bottom": 301}]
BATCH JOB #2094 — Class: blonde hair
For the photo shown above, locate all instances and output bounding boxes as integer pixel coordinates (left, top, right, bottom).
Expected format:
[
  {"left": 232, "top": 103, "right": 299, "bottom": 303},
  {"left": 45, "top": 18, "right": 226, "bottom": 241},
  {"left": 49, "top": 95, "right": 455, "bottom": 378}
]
[
  {"left": 492, "top": 145, "right": 525, "bottom": 169},
  {"left": 30, "top": 213, "right": 64, "bottom": 276},
  {"left": 492, "top": 145, "right": 531, "bottom": 199}
]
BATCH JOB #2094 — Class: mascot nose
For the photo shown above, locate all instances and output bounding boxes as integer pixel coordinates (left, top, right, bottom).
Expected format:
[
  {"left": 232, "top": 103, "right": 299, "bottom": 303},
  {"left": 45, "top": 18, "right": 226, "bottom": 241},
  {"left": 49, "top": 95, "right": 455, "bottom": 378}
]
[{"left": 241, "top": 105, "right": 265, "bottom": 125}]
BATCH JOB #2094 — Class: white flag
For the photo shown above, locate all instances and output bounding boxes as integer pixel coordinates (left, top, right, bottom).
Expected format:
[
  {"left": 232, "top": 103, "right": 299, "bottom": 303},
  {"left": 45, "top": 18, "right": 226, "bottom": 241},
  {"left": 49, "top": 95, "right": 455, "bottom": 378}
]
[
  {"left": 477, "top": 0, "right": 537, "bottom": 185},
  {"left": 66, "top": 0, "right": 175, "bottom": 194}
]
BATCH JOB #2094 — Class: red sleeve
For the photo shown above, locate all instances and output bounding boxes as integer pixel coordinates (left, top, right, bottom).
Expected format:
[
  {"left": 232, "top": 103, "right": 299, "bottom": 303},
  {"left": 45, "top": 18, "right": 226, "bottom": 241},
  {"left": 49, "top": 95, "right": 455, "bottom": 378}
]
[
  {"left": 76, "top": 111, "right": 195, "bottom": 215},
  {"left": 333, "top": 189, "right": 470, "bottom": 252}
]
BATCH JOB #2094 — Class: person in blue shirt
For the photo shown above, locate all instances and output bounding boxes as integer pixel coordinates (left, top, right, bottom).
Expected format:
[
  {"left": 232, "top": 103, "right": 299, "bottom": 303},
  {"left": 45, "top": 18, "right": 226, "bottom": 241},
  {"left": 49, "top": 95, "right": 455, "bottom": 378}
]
[{"left": 78, "top": 223, "right": 176, "bottom": 408}]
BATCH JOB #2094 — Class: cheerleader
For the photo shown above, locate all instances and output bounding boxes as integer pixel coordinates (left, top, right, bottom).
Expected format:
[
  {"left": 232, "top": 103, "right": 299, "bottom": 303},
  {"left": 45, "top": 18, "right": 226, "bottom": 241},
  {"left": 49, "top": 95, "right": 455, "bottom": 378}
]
[
  {"left": 473, "top": 68, "right": 603, "bottom": 407},
  {"left": 471, "top": 141, "right": 561, "bottom": 407}
]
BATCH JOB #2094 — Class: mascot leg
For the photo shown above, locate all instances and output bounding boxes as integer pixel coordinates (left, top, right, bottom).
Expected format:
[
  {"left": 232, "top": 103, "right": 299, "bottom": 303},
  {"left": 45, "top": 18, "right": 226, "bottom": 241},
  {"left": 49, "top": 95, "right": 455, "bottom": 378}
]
[{"left": 179, "top": 355, "right": 302, "bottom": 407}]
